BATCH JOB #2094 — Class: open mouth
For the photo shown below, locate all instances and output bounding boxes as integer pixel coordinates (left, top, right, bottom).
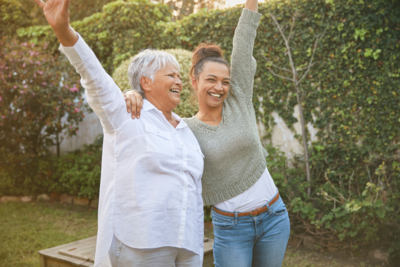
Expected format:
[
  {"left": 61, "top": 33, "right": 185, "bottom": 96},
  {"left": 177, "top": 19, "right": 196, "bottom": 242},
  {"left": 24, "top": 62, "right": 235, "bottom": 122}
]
[
  {"left": 170, "top": 89, "right": 181, "bottom": 95},
  {"left": 208, "top": 92, "right": 222, "bottom": 99}
]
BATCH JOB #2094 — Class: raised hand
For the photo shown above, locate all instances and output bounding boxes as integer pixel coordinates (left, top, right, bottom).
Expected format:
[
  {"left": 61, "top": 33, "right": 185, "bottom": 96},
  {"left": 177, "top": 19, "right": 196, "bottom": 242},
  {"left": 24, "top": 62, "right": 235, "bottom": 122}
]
[{"left": 33, "top": 0, "right": 78, "bottom": 46}]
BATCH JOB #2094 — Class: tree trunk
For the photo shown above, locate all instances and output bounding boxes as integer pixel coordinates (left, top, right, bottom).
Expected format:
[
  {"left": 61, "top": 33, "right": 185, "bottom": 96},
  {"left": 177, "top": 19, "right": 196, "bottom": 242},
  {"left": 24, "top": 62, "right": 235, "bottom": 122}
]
[{"left": 295, "top": 83, "right": 311, "bottom": 196}]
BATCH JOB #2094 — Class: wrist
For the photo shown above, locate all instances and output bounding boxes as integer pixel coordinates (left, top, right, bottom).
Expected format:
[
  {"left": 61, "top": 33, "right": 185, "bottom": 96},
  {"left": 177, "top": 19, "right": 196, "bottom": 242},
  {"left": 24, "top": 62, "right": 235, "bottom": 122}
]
[{"left": 55, "top": 26, "right": 78, "bottom": 47}]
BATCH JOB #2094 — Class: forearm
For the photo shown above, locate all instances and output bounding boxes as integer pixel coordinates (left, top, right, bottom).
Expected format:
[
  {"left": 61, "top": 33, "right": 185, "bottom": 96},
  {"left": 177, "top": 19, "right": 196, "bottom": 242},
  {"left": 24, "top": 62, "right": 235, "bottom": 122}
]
[
  {"left": 229, "top": 9, "right": 261, "bottom": 96},
  {"left": 54, "top": 26, "right": 79, "bottom": 47},
  {"left": 245, "top": 0, "right": 258, "bottom": 12},
  {"left": 59, "top": 35, "right": 128, "bottom": 131}
]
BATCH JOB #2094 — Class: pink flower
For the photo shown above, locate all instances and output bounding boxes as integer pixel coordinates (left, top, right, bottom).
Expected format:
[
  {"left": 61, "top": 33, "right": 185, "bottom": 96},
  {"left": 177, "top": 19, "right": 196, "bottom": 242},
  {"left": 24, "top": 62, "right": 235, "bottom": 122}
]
[
  {"left": 42, "top": 82, "right": 47, "bottom": 86},
  {"left": 2, "top": 115, "right": 5, "bottom": 119},
  {"left": 13, "top": 86, "right": 17, "bottom": 89},
  {"left": 22, "top": 63, "right": 26, "bottom": 68},
  {"left": 23, "top": 85, "right": 27, "bottom": 89},
  {"left": 20, "top": 90, "right": 25, "bottom": 94},
  {"left": 56, "top": 107, "right": 59, "bottom": 111},
  {"left": 0, "top": 96, "right": 2, "bottom": 102},
  {"left": 69, "top": 86, "right": 79, "bottom": 93},
  {"left": 74, "top": 108, "right": 80, "bottom": 113}
]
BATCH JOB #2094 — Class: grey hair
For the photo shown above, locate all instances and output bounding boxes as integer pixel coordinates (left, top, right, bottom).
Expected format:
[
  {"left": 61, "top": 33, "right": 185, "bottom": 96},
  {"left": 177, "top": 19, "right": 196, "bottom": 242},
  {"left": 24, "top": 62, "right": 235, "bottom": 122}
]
[{"left": 127, "top": 49, "right": 180, "bottom": 98}]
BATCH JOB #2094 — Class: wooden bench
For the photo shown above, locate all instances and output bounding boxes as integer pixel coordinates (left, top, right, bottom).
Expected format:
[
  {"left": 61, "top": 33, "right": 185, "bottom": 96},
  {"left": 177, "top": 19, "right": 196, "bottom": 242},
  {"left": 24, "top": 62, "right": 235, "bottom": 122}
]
[{"left": 39, "top": 236, "right": 214, "bottom": 267}]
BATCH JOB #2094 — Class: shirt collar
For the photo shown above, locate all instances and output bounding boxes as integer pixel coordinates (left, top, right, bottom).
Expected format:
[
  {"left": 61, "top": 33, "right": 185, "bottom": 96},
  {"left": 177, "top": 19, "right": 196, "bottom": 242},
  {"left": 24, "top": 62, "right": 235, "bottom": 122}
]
[
  {"left": 143, "top": 99, "right": 157, "bottom": 111},
  {"left": 143, "top": 99, "right": 188, "bottom": 129}
]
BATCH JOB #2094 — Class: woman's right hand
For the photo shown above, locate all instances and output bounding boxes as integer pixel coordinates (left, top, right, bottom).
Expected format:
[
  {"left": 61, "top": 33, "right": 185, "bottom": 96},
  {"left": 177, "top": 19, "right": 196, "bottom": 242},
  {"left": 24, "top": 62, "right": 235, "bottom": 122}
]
[
  {"left": 33, "top": 0, "right": 78, "bottom": 46},
  {"left": 124, "top": 90, "right": 144, "bottom": 119}
]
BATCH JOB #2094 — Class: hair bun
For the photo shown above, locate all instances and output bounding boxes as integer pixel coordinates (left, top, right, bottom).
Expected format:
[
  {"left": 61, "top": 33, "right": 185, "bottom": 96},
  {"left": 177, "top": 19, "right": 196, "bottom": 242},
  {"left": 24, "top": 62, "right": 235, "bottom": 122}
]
[
  {"left": 190, "top": 43, "right": 226, "bottom": 77},
  {"left": 193, "top": 43, "right": 223, "bottom": 62}
]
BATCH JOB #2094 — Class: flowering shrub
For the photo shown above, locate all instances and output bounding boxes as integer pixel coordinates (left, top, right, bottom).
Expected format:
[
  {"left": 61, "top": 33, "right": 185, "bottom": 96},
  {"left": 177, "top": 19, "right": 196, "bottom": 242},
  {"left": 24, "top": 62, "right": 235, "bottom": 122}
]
[{"left": 0, "top": 37, "right": 87, "bottom": 195}]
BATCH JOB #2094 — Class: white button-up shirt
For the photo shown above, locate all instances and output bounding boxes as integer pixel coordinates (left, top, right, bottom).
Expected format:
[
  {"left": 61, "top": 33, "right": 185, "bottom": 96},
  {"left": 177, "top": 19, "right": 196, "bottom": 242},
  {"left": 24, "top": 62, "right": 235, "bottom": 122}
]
[{"left": 59, "top": 36, "right": 204, "bottom": 267}]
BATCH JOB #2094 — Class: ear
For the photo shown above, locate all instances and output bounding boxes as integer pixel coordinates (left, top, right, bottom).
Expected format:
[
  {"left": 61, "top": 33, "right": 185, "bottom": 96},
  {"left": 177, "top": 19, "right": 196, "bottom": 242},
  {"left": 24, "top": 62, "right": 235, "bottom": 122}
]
[
  {"left": 191, "top": 75, "right": 198, "bottom": 91},
  {"left": 140, "top": 76, "right": 152, "bottom": 93}
]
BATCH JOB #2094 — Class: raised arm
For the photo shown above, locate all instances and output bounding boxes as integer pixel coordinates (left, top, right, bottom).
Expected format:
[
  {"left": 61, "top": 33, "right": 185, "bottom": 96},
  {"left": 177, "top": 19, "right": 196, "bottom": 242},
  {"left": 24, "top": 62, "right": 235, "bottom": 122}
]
[
  {"left": 229, "top": 0, "right": 262, "bottom": 97},
  {"left": 34, "top": 0, "right": 129, "bottom": 131}
]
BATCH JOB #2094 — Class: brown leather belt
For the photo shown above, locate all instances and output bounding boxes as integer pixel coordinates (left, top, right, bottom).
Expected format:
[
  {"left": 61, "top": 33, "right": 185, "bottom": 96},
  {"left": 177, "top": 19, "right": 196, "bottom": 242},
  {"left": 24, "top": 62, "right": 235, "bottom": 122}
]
[{"left": 212, "top": 192, "right": 280, "bottom": 217}]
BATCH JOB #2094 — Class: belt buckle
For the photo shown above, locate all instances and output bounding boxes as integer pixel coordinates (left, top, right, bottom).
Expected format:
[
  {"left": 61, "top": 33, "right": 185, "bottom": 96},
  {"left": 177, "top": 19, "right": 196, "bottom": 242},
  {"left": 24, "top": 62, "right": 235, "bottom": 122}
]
[{"left": 250, "top": 209, "right": 260, "bottom": 216}]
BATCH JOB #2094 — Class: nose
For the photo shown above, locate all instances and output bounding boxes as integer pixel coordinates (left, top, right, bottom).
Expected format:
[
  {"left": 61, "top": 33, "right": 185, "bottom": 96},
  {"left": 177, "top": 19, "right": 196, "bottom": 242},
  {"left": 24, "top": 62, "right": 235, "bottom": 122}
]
[
  {"left": 175, "top": 77, "right": 182, "bottom": 86},
  {"left": 214, "top": 81, "right": 223, "bottom": 90}
]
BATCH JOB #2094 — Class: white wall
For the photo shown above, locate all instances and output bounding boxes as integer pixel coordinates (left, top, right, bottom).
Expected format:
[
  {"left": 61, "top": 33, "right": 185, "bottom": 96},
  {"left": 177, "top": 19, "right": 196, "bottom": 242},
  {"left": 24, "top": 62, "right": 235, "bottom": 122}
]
[
  {"left": 58, "top": 111, "right": 103, "bottom": 154},
  {"left": 258, "top": 104, "right": 318, "bottom": 159}
]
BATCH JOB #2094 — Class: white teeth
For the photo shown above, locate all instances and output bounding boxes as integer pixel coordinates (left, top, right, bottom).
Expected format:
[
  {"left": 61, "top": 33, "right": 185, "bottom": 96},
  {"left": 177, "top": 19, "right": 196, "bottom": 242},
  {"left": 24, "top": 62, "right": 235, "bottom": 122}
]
[
  {"left": 170, "top": 89, "right": 180, "bottom": 93},
  {"left": 209, "top": 93, "right": 222, "bottom": 98}
]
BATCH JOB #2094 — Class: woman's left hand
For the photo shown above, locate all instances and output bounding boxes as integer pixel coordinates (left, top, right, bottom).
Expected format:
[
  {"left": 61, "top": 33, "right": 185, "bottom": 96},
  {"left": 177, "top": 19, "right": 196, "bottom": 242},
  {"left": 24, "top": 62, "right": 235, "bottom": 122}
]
[{"left": 124, "top": 90, "right": 144, "bottom": 119}]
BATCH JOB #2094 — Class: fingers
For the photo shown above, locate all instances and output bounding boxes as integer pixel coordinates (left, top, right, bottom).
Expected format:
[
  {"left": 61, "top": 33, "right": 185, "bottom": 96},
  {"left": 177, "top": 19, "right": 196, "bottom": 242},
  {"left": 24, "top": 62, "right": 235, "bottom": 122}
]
[
  {"left": 33, "top": 0, "right": 45, "bottom": 9},
  {"left": 136, "top": 96, "right": 143, "bottom": 119},
  {"left": 124, "top": 91, "right": 144, "bottom": 120},
  {"left": 131, "top": 97, "right": 136, "bottom": 119},
  {"left": 62, "top": 0, "right": 71, "bottom": 12},
  {"left": 124, "top": 94, "right": 132, "bottom": 113}
]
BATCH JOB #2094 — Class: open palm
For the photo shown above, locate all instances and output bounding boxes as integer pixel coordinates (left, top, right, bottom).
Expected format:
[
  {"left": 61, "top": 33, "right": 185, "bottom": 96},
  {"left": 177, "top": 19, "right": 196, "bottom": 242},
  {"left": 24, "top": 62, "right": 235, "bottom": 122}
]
[{"left": 34, "top": 0, "right": 70, "bottom": 32}]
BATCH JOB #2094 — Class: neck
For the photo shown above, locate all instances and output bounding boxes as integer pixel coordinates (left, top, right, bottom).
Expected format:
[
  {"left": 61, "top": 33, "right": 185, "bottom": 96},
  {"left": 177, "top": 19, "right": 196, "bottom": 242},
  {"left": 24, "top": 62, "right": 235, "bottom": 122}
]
[
  {"left": 145, "top": 97, "right": 178, "bottom": 128},
  {"left": 197, "top": 103, "right": 223, "bottom": 123}
]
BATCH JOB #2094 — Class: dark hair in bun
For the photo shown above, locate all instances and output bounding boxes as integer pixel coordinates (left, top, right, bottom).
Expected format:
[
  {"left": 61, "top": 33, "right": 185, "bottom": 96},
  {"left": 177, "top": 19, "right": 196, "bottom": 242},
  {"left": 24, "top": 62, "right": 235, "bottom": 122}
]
[{"left": 190, "top": 43, "right": 229, "bottom": 79}]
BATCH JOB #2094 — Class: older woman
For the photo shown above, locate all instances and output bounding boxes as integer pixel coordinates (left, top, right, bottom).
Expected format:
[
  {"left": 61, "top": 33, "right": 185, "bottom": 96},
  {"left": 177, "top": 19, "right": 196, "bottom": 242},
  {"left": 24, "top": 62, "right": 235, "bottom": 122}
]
[{"left": 34, "top": 0, "right": 204, "bottom": 266}]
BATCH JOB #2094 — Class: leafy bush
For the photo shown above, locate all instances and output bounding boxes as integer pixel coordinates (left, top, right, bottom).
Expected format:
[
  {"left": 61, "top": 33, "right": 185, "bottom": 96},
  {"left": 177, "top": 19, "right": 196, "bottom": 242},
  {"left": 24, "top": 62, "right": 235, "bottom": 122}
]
[
  {"left": 1, "top": 0, "right": 117, "bottom": 38},
  {"left": 266, "top": 143, "right": 400, "bottom": 260},
  {"left": 0, "top": 37, "right": 87, "bottom": 195},
  {"left": 112, "top": 48, "right": 198, "bottom": 118},
  {"left": 52, "top": 135, "right": 103, "bottom": 199}
]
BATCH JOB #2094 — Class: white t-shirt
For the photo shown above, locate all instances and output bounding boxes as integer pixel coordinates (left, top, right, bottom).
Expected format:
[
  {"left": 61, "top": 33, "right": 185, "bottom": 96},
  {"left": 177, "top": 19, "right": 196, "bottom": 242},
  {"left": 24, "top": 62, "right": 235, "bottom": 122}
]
[{"left": 214, "top": 167, "right": 278, "bottom": 212}]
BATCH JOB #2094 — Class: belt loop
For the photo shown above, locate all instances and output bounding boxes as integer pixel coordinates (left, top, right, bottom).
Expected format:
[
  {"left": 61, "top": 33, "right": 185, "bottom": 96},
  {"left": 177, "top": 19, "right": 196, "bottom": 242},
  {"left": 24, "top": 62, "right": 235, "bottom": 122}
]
[
  {"left": 234, "top": 212, "right": 238, "bottom": 225},
  {"left": 266, "top": 202, "right": 271, "bottom": 215}
]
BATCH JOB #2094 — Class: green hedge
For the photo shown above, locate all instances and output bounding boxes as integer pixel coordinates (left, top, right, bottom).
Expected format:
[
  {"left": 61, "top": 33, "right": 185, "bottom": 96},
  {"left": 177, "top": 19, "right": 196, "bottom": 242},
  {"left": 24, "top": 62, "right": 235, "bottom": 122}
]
[{"left": 13, "top": 0, "right": 400, "bottom": 259}]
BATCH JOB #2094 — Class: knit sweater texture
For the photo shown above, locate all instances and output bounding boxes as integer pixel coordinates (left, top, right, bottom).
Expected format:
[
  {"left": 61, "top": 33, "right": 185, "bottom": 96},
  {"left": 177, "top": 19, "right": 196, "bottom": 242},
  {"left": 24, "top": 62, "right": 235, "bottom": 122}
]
[{"left": 183, "top": 9, "right": 268, "bottom": 206}]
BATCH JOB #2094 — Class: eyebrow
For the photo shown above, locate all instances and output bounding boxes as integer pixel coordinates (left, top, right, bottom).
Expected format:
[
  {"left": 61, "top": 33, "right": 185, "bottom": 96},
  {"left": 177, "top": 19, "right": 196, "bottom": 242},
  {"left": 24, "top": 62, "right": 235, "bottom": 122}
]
[
  {"left": 166, "top": 71, "right": 181, "bottom": 77},
  {"left": 206, "top": 74, "right": 230, "bottom": 80}
]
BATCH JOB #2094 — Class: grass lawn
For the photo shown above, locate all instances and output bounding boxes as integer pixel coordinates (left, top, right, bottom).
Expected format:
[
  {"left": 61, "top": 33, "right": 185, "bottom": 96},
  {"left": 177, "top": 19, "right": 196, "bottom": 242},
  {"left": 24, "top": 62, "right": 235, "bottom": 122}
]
[
  {"left": 0, "top": 202, "right": 97, "bottom": 267},
  {"left": 0, "top": 202, "right": 383, "bottom": 267}
]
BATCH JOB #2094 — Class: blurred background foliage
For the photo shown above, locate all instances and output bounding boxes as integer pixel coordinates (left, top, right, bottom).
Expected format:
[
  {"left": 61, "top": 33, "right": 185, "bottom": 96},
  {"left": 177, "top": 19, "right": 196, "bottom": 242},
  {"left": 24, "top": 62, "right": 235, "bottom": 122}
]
[{"left": 1, "top": 0, "right": 400, "bottom": 261}]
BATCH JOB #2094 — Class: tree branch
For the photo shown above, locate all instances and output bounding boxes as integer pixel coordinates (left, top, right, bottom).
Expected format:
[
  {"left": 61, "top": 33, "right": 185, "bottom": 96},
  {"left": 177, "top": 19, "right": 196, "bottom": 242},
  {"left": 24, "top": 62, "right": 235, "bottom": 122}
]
[
  {"left": 270, "top": 14, "right": 297, "bottom": 79},
  {"left": 260, "top": 53, "right": 291, "bottom": 73},
  {"left": 266, "top": 68, "right": 294, "bottom": 82},
  {"left": 287, "top": 11, "right": 298, "bottom": 43},
  {"left": 298, "top": 35, "right": 320, "bottom": 83}
]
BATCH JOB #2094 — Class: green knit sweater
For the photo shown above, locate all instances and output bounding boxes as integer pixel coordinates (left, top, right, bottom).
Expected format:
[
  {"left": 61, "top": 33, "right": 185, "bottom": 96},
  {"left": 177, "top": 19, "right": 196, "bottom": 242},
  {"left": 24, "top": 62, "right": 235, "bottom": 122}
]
[{"left": 183, "top": 9, "right": 268, "bottom": 206}]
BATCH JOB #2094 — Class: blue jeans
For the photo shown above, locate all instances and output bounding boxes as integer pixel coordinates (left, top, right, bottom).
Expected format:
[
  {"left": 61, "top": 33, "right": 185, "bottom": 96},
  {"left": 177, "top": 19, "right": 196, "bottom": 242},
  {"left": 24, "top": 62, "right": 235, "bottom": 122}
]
[{"left": 212, "top": 195, "right": 290, "bottom": 267}]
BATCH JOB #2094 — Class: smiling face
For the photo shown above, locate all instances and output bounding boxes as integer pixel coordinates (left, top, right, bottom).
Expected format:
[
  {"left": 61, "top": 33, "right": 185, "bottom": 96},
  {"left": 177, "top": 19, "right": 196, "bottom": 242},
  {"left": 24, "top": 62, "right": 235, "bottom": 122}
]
[
  {"left": 141, "top": 63, "right": 182, "bottom": 113},
  {"left": 192, "top": 61, "right": 230, "bottom": 110}
]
